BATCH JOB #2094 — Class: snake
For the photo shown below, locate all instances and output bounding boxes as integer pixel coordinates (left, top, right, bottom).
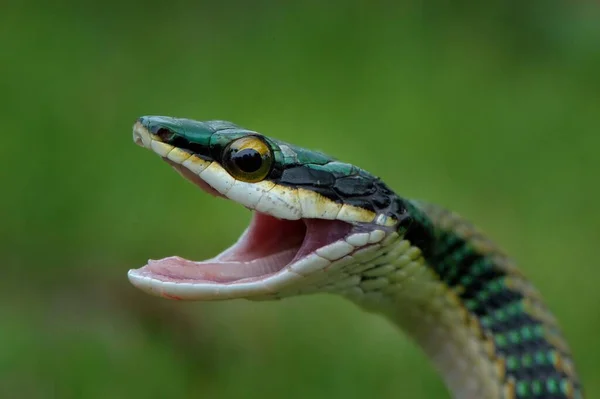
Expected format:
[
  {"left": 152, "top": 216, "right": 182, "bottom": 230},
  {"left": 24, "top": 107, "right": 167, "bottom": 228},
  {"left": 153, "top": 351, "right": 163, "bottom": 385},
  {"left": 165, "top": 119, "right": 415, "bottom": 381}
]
[{"left": 128, "top": 116, "right": 583, "bottom": 399}]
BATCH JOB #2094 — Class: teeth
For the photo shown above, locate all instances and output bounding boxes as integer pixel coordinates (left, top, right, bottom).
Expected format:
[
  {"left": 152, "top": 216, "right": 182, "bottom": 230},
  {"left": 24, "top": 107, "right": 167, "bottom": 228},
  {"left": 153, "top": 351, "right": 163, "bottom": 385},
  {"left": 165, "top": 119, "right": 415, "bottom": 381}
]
[{"left": 150, "top": 140, "right": 174, "bottom": 157}]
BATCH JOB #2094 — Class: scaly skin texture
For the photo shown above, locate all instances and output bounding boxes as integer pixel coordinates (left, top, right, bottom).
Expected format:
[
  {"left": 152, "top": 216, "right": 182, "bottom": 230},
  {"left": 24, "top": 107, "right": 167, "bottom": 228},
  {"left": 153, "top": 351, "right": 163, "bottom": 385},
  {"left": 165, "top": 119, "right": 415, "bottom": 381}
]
[
  {"left": 267, "top": 202, "right": 583, "bottom": 398},
  {"left": 129, "top": 117, "right": 583, "bottom": 399},
  {"left": 403, "top": 202, "right": 581, "bottom": 398}
]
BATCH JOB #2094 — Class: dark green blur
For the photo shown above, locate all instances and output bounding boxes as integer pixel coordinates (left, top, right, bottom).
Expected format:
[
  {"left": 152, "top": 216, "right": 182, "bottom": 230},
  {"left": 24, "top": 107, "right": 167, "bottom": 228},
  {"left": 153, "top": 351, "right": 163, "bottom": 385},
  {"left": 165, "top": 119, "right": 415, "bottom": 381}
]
[{"left": 1, "top": 1, "right": 599, "bottom": 398}]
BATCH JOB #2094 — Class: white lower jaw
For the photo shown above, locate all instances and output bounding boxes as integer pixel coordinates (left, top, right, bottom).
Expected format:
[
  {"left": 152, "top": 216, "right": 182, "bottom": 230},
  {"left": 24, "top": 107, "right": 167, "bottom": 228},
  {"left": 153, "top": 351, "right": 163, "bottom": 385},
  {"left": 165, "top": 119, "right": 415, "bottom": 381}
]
[
  {"left": 127, "top": 228, "right": 390, "bottom": 301},
  {"left": 127, "top": 266, "right": 304, "bottom": 301}
]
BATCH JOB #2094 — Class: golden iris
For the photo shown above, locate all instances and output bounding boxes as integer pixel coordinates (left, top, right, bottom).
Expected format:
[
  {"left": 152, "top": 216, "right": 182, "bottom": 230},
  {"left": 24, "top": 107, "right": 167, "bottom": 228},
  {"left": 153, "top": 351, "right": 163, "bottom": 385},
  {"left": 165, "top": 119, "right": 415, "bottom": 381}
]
[{"left": 222, "top": 136, "right": 273, "bottom": 182}]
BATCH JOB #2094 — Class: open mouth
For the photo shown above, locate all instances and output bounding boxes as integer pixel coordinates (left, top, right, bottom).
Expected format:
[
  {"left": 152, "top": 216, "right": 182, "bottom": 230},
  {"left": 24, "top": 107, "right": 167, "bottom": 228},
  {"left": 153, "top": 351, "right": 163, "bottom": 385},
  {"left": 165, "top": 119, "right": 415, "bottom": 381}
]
[
  {"left": 128, "top": 120, "right": 391, "bottom": 299},
  {"left": 132, "top": 160, "right": 354, "bottom": 285},
  {"left": 136, "top": 210, "right": 353, "bottom": 285}
]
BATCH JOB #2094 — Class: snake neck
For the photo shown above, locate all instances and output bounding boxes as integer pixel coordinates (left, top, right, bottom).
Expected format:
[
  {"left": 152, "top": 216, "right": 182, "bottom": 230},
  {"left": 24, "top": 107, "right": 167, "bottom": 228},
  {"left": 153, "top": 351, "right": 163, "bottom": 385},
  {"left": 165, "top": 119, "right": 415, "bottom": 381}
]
[{"left": 338, "top": 201, "right": 582, "bottom": 399}]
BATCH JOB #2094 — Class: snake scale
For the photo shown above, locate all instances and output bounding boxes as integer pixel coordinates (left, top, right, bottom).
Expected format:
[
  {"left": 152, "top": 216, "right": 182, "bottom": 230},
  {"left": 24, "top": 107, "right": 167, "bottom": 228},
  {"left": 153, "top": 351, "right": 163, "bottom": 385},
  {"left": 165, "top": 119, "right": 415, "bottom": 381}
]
[{"left": 128, "top": 116, "right": 583, "bottom": 399}]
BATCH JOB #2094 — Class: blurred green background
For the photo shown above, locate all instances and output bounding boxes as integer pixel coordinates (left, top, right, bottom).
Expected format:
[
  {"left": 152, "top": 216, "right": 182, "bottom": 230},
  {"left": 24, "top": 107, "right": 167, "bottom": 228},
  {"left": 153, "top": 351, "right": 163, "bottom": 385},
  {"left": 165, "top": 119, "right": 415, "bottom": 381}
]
[{"left": 2, "top": 1, "right": 599, "bottom": 398}]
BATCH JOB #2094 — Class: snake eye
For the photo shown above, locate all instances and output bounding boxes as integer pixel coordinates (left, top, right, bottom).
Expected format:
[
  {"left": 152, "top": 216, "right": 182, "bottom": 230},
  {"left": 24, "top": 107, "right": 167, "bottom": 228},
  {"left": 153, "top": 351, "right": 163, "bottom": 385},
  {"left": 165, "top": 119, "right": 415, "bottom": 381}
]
[{"left": 223, "top": 136, "right": 273, "bottom": 182}]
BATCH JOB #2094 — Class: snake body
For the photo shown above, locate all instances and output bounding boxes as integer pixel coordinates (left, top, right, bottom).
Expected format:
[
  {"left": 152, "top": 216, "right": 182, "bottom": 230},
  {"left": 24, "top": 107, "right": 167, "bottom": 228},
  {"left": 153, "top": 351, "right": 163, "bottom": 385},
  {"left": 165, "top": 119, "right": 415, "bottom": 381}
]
[{"left": 128, "top": 116, "right": 582, "bottom": 399}]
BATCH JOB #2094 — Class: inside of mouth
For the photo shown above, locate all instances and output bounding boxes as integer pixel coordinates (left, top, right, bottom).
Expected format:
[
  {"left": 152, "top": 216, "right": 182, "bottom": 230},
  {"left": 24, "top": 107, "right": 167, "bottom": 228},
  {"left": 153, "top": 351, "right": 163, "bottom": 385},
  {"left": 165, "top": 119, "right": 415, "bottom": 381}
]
[{"left": 138, "top": 213, "right": 353, "bottom": 284}]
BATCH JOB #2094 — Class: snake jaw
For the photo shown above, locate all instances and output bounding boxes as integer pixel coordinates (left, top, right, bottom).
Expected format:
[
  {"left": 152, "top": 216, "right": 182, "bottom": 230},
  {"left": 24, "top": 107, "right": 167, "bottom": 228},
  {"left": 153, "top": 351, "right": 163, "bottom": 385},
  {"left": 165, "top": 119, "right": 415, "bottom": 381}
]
[
  {"left": 129, "top": 119, "right": 391, "bottom": 300},
  {"left": 128, "top": 212, "right": 359, "bottom": 300}
]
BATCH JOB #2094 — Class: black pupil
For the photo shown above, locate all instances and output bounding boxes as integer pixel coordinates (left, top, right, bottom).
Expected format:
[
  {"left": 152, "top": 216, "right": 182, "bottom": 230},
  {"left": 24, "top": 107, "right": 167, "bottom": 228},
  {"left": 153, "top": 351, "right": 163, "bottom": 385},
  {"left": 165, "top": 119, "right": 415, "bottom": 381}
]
[{"left": 232, "top": 148, "right": 263, "bottom": 173}]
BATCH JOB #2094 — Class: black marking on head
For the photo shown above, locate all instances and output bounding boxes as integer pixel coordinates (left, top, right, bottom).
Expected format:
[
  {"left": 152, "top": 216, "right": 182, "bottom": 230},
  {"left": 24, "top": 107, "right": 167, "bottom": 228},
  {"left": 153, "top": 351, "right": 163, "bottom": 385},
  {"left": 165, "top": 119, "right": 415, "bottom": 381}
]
[
  {"left": 333, "top": 175, "right": 377, "bottom": 197},
  {"left": 153, "top": 126, "right": 213, "bottom": 160},
  {"left": 280, "top": 166, "right": 336, "bottom": 187},
  {"left": 272, "top": 160, "right": 412, "bottom": 228}
]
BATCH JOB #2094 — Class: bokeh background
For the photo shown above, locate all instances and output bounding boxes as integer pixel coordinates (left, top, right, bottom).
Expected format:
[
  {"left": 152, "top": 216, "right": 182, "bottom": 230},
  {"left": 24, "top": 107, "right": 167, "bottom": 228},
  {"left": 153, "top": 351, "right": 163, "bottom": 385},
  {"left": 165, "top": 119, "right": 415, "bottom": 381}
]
[{"left": 2, "top": 1, "right": 599, "bottom": 398}]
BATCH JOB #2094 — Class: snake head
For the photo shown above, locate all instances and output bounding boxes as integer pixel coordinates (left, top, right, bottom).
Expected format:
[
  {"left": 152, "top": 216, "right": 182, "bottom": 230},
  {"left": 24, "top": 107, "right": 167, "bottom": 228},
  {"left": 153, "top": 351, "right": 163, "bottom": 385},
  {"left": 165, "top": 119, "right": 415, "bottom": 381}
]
[{"left": 129, "top": 116, "right": 414, "bottom": 300}]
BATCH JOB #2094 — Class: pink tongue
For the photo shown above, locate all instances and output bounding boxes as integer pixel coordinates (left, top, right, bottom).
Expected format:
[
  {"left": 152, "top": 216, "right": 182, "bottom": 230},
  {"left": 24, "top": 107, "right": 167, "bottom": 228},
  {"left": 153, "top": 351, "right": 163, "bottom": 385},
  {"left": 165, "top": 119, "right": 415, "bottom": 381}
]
[
  {"left": 136, "top": 215, "right": 353, "bottom": 284},
  {"left": 142, "top": 249, "right": 297, "bottom": 283},
  {"left": 139, "top": 156, "right": 357, "bottom": 284}
]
